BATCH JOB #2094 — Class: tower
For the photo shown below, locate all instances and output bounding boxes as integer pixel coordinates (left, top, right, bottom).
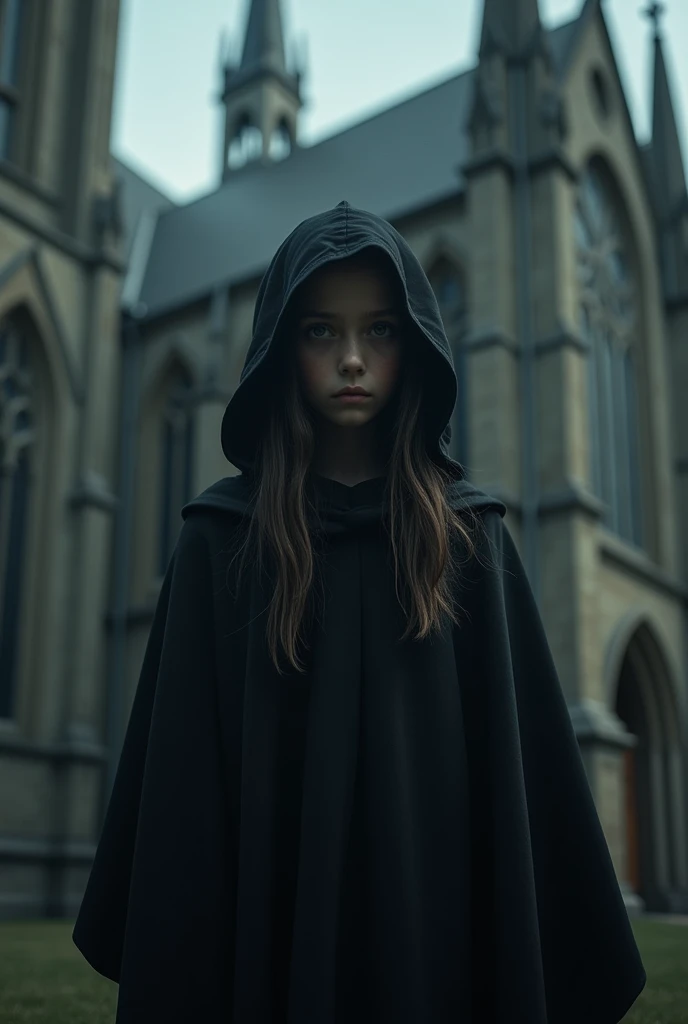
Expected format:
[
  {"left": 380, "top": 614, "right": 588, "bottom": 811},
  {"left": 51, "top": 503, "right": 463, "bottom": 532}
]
[
  {"left": 464, "top": 0, "right": 569, "bottom": 592},
  {"left": 0, "top": 0, "right": 124, "bottom": 916},
  {"left": 643, "top": 2, "right": 688, "bottom": 580},
  {"left": 218, "top": 0, "right": 306, "bottom": 180}
]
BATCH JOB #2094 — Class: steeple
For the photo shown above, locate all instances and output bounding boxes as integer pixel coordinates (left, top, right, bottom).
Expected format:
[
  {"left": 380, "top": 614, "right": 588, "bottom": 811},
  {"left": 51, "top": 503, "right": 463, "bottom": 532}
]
[
  {"left": 479, "top": 0, "right": 543, "bottom": 60},
  {"left": 239, "top": 0, "right": 289, "bottom": 76},
  {"left": 646, "top": 2, "right": 687, "bottom": 219},
  {"left": 643, "top": 2, "right": 688, "bottom": 307},
  {"left": 468, "top": 0, "right": 565, "bottom": 161},
  {"left": 465, "top": 0, "right": 570, "bottom": 597},
  {"left": 218, "top": 0, "right": 306, "bottom": 181}
]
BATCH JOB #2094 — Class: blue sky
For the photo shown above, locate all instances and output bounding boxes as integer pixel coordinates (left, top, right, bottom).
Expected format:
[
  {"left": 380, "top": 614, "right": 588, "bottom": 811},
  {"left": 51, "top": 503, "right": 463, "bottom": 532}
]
[{"left": 110, "top": 0, "right": 688, "bottom": 204}]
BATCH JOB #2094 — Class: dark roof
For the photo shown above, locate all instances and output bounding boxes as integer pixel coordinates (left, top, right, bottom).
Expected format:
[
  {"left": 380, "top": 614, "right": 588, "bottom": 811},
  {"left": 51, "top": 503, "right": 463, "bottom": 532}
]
[
  {"left": 134, "top": 20, "right": 577, "bottom": 319},
  {"left": 112, "top": 156, "right": 175, "bottom": 265}
]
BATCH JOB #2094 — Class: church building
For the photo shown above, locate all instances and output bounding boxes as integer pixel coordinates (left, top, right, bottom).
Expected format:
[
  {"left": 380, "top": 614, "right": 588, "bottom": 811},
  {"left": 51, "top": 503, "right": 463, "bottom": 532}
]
[{"left": 0, "top": 0, "right": 687, "bottom": 918}]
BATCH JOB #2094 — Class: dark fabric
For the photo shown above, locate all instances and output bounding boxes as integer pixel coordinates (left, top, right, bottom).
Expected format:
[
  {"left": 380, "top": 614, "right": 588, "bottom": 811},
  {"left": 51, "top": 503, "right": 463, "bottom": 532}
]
[
  {"left": 218, "top": 199, "right": 467, "bottom": 481},
  {"left": 73, "top": 201, "right": 646, "bottom": 1022}
]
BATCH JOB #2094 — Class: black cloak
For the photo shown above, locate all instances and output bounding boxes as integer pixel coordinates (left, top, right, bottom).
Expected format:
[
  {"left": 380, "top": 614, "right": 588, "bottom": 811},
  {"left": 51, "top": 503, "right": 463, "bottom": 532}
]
[{"left": 73, "top": 200, "right": 646, "bottom": 1023}]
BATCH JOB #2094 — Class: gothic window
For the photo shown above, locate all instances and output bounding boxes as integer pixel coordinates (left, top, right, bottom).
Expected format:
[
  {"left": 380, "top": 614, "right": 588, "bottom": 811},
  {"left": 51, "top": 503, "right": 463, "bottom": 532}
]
[
  {"left": 0, "top": 0, "right": 26, "bottom": 160},
  {"left": 157, "top": 369, "right": 194, "bottom": 578},
  {"left": 428, "top": 258, "right": 469, "bottom": 465},
  {"left": 227, "top": 114, "right": 263, "bottom": 170},
  {"left": 575, "top": 161, "right": 644, "bottom": 547},
  {"left": 0, "top": 316, "right": 34, "bottom": 719},
  {"left": 268, "top": 120, "right": 291, "bottom": 162}
]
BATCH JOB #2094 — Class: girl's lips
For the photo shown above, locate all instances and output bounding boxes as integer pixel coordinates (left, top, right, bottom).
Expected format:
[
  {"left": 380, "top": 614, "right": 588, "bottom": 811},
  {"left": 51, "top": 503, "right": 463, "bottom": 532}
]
[{"left": 334, "top": 394, "right": 371, "bottom": 402}]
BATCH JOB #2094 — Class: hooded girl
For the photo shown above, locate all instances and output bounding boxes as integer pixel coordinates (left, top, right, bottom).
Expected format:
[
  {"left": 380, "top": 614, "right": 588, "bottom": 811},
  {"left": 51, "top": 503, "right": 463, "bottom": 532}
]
[{"left": 72, "top": 200, "right": 646, "bottom": 1023}]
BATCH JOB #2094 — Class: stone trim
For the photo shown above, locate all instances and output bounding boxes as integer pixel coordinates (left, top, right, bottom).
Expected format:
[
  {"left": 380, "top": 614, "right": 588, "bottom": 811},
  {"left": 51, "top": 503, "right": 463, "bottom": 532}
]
[
  {"left": 194, "top": 385, "right": 233, "bottom": 405},
  {"left": 0, "top": 158, "right": 61, "bottom": 206},
  {"left": 534, "top": 328, "right": 591, "bottom": 356},
  {"left": 0, "top": 190, "right": 124, "bottom": 273},
  {"left": 538, "top": 482, "right": 606, "bottom": 519},
  {"left": 474, "top": 483, "right": 521, "bottom": 516},
  {"left": 478, "top": 482, "right": 604, "bottom": 521},
  {"left": 464, "top": 328, "right": 591, "bottom": 358},
  {"left": 0, "top": 836, "right": 96, "bottom": 864},
  {"left": 104, "top": 602, "right": 156, "bottom": 630},
  {"left": 462, "top": 148, "right": 517, "bottom": 182},
  {"left": 0, "top": 892, "right": 47, "bottom": 918},
  {"left": 462, "top": 147, "right": 578, "bottom": 185},
  {"left": 0, "top": 733, "right": 106, "bottom": 764},
  {"left": 599, "top": 529, "right": 688, "bottom": 603},
  {"left": 0, "top": 246, "right": 86, "bottom": 405},
  {"left": 222, "top": 64, "right": 302, "bottom": 105},
  {"left": 528, "top": 147, "right": 579, "bottom": 184},
  {"left": 68, "top": 469, "right": 119, "bottom": 513},
  {"left": 666, "top": 293, "right": 688, "bottom": 313},
  {"left": 463, "top": 327, "right": 520, "bottom": 356},
  {"left": 568, "top": 698, "right": 637, "bottom": 750}
]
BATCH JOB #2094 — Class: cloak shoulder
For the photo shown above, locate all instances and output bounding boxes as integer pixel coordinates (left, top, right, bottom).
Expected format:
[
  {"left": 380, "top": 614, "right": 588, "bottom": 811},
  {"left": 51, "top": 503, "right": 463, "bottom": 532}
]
[{"left": 180, "top": 473, "right": 508, "bottom": 521}]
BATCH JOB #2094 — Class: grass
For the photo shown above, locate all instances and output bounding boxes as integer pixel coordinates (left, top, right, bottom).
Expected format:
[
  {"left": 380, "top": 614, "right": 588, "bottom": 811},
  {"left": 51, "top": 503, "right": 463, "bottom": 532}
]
[
  {"left": 623, "top": 918, "right": 688, "bottom": 1024},
  {"left": 0, "top": 917, "right": 685, "bottom": 1022},
  {"left": 0, "top": 920, "right": 117, "bottom": 1024}
]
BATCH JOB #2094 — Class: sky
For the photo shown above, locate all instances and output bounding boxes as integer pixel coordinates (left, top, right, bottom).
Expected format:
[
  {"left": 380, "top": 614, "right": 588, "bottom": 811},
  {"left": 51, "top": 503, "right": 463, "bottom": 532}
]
[{"left": 110, "top": 0, "right": 688, "bottom": 205}]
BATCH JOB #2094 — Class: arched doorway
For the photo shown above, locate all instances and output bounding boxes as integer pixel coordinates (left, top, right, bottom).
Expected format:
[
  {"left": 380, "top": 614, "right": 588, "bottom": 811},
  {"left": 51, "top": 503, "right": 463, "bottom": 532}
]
[{"left": 614, "top": 623, "right": 688, "bottom": 913}]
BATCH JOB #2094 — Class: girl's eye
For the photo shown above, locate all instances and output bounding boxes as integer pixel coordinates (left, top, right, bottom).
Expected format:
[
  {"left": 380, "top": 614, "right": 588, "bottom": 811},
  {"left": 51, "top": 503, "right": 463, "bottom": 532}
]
[
  {"left": 305, "top": 321, "right": 397, "bottom": 340},
  {"left": 371, "top": 321, "right": 396, "bottom": 338},
  {"left": 306, "top": 323, "right": 331, "bottom": 339}
]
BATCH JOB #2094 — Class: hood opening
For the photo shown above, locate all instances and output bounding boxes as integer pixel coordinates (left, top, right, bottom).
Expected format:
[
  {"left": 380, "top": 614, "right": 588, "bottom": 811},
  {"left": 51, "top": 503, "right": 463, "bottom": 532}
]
[{"left": 220, "top": 202, "right": 466, "bottom": 482}]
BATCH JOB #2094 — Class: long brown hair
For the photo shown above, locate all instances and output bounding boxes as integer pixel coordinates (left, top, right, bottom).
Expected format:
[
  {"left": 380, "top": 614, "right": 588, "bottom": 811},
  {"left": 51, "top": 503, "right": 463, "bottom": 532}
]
[{"left": 231, "top": 324, "right": 491, "bottom": 676}]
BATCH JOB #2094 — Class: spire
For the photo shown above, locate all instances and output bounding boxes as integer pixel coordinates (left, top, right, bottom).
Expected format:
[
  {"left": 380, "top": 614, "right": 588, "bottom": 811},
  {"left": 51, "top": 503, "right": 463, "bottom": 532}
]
[
  {"left": 646, "top": 2, "right": 687, "bottom": 217},
  {"left": 239, "top": 0, "right": 289, "bottom": 77},
  {"left": 479, "top": 0, "right": 543, "bottom": 60},
  {"left": 218, "top": 0, "right": 305, "bottom": 179},
  {"left": 468, "top": 0, "right": 565, "bottom": 161}
]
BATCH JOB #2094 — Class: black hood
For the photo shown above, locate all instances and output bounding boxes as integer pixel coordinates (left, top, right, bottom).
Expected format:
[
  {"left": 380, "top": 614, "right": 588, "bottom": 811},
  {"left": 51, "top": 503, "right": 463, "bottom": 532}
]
[{"left": 220, "top": 199, "right": 465, "bottom": 480}]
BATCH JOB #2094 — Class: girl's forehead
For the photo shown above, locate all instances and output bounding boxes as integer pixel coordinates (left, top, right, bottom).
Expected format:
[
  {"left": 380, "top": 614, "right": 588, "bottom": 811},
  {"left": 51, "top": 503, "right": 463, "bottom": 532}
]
[{"left": 296, "top": 254, "right": 404, "bottom": 303}]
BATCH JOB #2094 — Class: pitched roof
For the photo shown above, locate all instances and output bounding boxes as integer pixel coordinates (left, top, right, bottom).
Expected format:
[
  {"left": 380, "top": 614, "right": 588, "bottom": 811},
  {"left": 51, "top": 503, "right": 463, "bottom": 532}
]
[
  {"left": 112, "top": 156, "right": 175, "bottom": 265},
  {"left": 134, "top": 20, "right": 576, "bottom": 320}
]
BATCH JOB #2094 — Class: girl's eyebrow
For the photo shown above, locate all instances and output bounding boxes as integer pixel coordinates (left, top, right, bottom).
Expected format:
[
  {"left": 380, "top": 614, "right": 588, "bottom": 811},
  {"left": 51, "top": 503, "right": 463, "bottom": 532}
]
[{"left": 298, "top": 308, "right": 400, "bottom": 321}]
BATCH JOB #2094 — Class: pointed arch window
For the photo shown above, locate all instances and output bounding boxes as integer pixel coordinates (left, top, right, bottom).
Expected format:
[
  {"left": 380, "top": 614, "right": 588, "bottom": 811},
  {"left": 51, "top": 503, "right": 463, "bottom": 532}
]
[
  {"left": 575, "top": 161, "right": 644, "bottom": 547},
  {"left": 268, "top": 120, "right": 291, "bottom": 162},
  {"left": 227, "top": 114, "right": 263, "bottom": 170},
  {"left": 157, "top": 370, "right": 194, "bottom": 578},
  {"left": 0, "top": 315, "right": 34, "bottom": 720},
  {"left": 428, "top": 258, "right": 469, "bottom": 465},
  {"left": 0, "top": 0, "right": 26, "bottom": 160}
]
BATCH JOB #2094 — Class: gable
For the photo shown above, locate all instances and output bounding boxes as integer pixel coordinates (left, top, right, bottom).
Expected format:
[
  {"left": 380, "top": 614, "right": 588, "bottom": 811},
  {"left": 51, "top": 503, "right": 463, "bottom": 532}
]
[{"left": 131, "top": 20, "right": 578, "bottom": 320}]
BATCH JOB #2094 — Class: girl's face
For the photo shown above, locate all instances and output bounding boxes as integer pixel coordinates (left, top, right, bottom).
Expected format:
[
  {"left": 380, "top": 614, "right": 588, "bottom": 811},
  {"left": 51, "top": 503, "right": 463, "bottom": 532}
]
[{"left": 293, "top": 252, "right": 404, "bottom": 430}]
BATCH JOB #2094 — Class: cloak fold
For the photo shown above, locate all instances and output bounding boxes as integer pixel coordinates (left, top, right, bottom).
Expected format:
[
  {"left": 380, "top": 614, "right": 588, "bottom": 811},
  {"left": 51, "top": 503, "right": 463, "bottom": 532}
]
[
  {"left": 74, "top": 483, "right": 646, "bottom": 1023},
  {"left": 73, "top": 200, "right": 645, "bottom": 1022},
  {"left": 74, "top": 519, "right": 235, "bottom": 1019},
  {"left": 460, "top": 512, "right": 646, "bottom": 1023}
]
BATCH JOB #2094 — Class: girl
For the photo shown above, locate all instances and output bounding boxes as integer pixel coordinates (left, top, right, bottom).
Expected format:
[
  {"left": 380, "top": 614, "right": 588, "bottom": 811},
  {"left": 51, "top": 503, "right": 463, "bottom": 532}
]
[{"left": 73, "top": 200, "right": 646, "bottom": 1023}]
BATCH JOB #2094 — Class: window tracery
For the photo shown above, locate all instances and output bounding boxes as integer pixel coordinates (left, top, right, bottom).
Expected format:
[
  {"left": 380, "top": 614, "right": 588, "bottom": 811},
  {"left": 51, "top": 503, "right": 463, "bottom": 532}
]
[
  {"left": 428, "top": 258, "right": 469, "bottom": 465},
  {"left": 0, "top": 316, "right": 34, "bottom": 718},
  {"left": 575, "top": 161, "right": 643, "bottom": 546}
]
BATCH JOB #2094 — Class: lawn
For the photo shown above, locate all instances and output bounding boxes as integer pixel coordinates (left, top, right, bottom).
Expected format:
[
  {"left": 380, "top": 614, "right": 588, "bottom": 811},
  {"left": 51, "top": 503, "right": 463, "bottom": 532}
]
[{"left": 0, "top": 917, "right": 685, "bottom": 1022}]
